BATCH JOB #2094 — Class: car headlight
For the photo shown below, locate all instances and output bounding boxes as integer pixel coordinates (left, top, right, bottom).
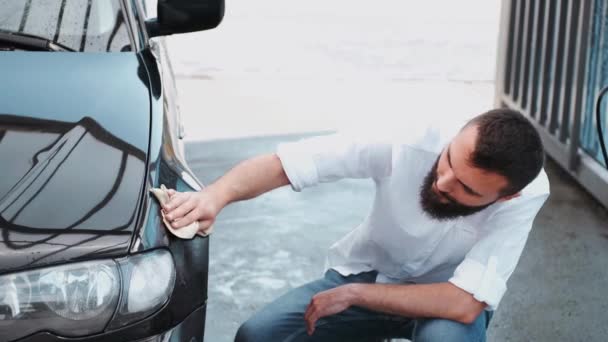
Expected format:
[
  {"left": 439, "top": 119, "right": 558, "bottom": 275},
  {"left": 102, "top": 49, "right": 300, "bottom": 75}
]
[
  {"left": 108, "top": 249, "right": 176, "bottom": 329},
  {"left": 39, "top": 262, "right": 118, "bottom": 321},
  {"left": 0, "top": 260, "right": 119, "bottom": 340},
  {"left": 0, "top": 249, "right": 175, "bottom": 341}
]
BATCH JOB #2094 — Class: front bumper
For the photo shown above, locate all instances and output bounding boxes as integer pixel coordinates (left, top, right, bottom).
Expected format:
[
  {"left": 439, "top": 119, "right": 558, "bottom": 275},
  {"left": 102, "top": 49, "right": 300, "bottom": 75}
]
[
  {"left": 18, "top": 304, "right": 206, "bottom": 342},
  {"left": 16, "top": 237, "right": 210, "bottom": 342},
  {"left": 134, "top": 305, "right": 207, "bottom": 342}
]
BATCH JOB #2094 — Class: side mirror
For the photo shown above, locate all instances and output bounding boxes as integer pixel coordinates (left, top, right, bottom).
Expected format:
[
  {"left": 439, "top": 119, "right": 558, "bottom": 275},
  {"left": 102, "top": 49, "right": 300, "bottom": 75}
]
[{"left": 146, "top": 0, "right": 224, "bottom": 37}]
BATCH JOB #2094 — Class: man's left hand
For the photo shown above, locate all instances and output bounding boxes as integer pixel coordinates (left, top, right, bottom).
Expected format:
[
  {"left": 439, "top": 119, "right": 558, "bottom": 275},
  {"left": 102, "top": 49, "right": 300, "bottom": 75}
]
[{"left": 304, "top": 284, "right": 356, "bottom": 336}]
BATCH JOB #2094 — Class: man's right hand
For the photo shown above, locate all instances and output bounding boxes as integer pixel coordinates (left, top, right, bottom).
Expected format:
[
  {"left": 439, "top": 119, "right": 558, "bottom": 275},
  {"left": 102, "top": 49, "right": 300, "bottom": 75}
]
[
  {"left": 161, "top": 154, "right": 290, "bottom": 233},
  {"left": 162, "top": 188, "right": 221, "bottom": 233}
]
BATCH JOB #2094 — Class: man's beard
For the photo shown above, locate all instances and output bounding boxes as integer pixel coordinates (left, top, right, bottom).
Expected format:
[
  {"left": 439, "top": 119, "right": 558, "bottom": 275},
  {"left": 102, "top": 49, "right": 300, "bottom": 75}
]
[{"left": 419, "top": 157, "right": 494, "bottom": 220}]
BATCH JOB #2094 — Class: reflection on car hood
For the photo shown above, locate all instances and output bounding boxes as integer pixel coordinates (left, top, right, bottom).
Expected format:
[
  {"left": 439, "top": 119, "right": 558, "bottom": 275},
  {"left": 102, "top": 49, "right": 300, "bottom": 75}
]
[{"left": 0, "top": 52, "right": 150, "bottom": 273}]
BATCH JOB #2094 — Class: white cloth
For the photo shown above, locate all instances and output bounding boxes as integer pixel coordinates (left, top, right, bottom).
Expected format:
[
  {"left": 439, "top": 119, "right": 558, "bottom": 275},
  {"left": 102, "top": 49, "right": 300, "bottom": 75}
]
[{"left": 276, "top": 122, "right": 550, "bottom": 311}]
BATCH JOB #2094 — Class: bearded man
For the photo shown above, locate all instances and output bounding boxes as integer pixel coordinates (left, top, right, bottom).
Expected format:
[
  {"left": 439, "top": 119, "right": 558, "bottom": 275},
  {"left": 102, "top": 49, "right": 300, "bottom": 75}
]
[{"left": 163, "top": 108, "right": 549, "bottom": 342}]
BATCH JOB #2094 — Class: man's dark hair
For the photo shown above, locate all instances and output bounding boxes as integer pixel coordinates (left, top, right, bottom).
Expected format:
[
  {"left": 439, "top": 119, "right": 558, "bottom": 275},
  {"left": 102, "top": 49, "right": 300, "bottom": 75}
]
[{"left": 466, "top": 108, "right": 544, "bottom": 196}]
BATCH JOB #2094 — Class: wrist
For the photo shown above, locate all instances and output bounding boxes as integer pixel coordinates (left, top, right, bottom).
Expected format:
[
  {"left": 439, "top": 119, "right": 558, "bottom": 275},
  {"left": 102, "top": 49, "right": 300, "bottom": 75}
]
[
  {"left": 345, "top": 283, "right": 363, "bottom": 307},
  {"left": 204, "top": 183, "right": 230, "bottom": 212}
]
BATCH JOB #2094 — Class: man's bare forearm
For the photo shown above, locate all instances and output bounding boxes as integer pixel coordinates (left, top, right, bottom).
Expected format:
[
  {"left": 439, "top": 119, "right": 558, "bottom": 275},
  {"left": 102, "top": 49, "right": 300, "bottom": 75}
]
[
  {"left": 206, "top": 153, "right": 290, "bottom": 208},
  {"left": 346, "top": 282, "right": 486, "bottom": 324}
]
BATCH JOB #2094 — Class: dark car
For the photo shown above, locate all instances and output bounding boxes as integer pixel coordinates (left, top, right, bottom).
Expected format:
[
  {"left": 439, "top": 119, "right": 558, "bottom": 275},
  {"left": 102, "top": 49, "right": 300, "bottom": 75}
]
[{"left": 0, "top": 1, "right": 223, "bottom": 341}]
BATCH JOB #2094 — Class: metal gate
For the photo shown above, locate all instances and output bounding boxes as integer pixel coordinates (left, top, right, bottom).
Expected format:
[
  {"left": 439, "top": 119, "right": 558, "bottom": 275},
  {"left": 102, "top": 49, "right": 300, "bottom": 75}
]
[{"left": 495, "top": 0, "right": 608, "bottom": 207}]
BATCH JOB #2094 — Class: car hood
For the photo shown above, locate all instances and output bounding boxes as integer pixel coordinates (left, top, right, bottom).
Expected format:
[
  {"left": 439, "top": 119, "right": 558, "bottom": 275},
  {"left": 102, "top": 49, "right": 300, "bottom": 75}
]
[{"left": 0, "top": 52, "right": 151, "bottom": 274}]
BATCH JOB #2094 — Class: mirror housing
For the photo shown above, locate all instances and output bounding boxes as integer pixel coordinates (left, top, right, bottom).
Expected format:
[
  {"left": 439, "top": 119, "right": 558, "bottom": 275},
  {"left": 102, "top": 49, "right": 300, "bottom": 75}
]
[{"left": 146, "top": 0, "right": 224, "bottom": 37}]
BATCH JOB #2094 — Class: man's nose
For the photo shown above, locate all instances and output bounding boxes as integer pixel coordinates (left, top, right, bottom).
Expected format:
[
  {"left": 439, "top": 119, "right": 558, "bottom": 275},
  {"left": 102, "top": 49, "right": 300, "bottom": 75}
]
[{"left": 436, "top": 171, "right": 457, "bottom": 193}]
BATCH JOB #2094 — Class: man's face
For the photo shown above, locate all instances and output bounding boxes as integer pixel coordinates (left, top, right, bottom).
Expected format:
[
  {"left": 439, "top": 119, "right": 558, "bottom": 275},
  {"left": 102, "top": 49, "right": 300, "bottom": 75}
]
[{"left": 419, "top": 125, "right": 511, "bottom": 220}]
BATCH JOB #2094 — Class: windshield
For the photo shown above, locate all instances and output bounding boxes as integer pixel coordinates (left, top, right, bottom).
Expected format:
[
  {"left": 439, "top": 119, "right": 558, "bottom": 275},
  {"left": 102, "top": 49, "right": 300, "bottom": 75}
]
[{"left": 0, "top": 0, "right": 133, "bottom": 52}]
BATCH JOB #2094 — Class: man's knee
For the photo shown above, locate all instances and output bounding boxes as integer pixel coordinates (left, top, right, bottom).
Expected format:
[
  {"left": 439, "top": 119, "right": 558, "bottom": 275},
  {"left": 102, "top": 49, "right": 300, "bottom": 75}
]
[
  {"left": 413, "top": 317, "right": 486, "bottom": 342},
  {"left": 234, "top": 321, "right": 259, "bottom": 342},
  {"left": 235, "top": 313, "right": 291, "bottom": 342},
  {"left": 233, "top": 321, "right": 251, "bottom": 342},
  {"left": 234, "top": 318, "right": 267, "bottom": 342}
]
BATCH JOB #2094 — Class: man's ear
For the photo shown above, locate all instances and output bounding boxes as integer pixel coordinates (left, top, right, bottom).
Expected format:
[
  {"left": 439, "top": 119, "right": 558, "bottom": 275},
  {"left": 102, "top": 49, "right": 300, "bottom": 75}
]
[{"left": 497, "top": 192, "right": 521, "bottom": 202}]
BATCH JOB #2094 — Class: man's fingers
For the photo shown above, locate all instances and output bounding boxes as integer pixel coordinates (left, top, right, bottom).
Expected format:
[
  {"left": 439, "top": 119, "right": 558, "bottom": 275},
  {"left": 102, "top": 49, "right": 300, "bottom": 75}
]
[
  {"left": 166, "top": 189, "right": 177, "bottom": 197},
  {"left": 304, "top": 304, "right": 312, "bottom": 322},
  {"left": 198, "top": 219, "right": 214, "bottom": 232},
  {"left": 165, "top": 199, "right": 195, "bottom": 221},
  {"left": 306, "top": 313, "right": 317, "bottom": 336},
  {"left": 164, "top": 193, "right": 189, "bottom": 211},
  {"left": 304, "top": 302, "right": 316, "bottom": 335},
  {"left": 172, "top": 208, "right": 200, "bottom": 229}
]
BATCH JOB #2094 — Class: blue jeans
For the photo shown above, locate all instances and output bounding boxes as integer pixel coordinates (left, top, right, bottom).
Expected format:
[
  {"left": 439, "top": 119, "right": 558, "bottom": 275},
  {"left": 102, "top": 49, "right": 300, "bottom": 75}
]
[{"left": 235, "top": 269, "right": 493, "bottom": 342}]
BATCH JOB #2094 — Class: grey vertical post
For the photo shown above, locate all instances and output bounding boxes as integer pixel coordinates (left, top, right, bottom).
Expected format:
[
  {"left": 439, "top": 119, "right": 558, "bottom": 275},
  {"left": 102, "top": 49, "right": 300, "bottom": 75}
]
[
  {"left": 518, "top": 0, "right": 533, "bottom": 111},
  {"left": 557, "top": 0, "right": 581, "bottom": 143},
  {"left": 508, "top": 0, "right": 523, "bottom": 100},
  {"left": 529, "top": 0, "right": 546, "bottom": 119},
  {"left": 495, "top": 0, "right": 514, "bottom": 107},
  {"left": 568, "top": 0, "right": 593, "bottom": 171},
  {"left": 512, "top": 0, "right": 526, "bottom": 103},
  {"left": 538, "top": 0, "right": 557, "bottom": 126},
  {"left": 547, "top": 0, "right": 569, "bottom": 135}
]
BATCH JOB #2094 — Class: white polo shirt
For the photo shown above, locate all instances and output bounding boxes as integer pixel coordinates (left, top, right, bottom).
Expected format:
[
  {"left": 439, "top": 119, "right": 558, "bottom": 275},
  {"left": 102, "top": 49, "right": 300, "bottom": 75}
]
[{"left": 276, "top": 121, "right": 550, "bottom": 311}]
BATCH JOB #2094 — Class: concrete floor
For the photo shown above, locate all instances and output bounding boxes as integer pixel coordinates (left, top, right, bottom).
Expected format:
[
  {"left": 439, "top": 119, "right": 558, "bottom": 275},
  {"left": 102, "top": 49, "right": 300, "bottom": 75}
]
[{"left": 185, "top": 135, "right": 608, "bottom": 342}]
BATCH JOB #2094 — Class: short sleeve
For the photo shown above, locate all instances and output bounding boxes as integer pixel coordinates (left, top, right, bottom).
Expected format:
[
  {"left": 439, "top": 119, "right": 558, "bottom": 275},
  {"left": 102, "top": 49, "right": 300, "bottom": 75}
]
[
  {"left": 276, "top": 132, "right": 393, "bottom": 192},
  {"left": 448, "top": 172, "right": 550, "bottom": 310}
]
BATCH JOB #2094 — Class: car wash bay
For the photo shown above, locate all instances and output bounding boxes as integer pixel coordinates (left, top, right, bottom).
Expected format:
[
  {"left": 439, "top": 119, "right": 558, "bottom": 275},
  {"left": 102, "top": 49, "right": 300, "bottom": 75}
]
[{"left": 172, "top": 0, "right": 608, "bottom": 340}]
